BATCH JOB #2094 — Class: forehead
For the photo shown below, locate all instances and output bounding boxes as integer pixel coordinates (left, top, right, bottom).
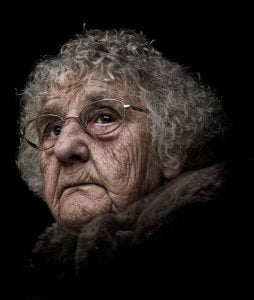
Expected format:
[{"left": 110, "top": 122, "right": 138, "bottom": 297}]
[{"left": 40, "top": 80, "right": 136, "bottom": 115}]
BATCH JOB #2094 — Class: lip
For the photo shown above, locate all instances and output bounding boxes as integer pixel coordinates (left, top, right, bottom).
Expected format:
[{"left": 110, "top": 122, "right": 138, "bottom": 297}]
[
  {"left": 63, "top": 182, "right": 94, "bottom": 191},
  {"left": 60, "top": 182, "right": 106, "bottom": 195}
]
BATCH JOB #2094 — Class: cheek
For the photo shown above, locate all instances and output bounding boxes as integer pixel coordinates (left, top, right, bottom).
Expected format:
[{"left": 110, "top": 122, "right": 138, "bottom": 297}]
[
  {"left": 94, "top": 130, "right": 148, "bottom": 183},
  {"left": 93, "top": 144, "right": 129, "bottom": 182},
  {"left": 40, "top": 151, "right": 59, "bottom": 200}
]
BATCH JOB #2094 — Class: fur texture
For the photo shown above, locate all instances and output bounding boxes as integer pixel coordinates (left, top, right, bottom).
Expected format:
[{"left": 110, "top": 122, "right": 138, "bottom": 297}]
[{"left": 23, "top": 159, "right": 253, "bottom": 299}]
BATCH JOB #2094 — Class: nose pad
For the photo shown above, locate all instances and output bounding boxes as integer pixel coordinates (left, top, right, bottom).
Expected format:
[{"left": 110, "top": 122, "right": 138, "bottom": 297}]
[{"left": 53, "top": 120, "right": 90, "bottom": 164}]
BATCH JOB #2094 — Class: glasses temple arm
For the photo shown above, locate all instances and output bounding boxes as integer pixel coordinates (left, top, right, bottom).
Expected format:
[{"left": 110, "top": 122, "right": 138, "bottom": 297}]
[{"left": 124, "top": 104, "right": 149, "bottom": 113}]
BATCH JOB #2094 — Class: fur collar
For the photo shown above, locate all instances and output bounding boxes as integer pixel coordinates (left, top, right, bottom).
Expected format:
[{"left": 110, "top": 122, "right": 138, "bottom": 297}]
[{"left": 24, "top": 158, "right": 254, "bottom": 291}]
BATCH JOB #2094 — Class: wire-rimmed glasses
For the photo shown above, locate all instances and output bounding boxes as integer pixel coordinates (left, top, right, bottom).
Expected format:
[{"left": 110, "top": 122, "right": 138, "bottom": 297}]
[{"left": 20, "top": 99, "right": 149, "bottom": 151}]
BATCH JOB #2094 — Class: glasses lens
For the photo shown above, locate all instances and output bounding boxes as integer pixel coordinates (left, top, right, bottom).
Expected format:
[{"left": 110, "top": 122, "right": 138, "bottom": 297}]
[
  {"left": 24, "top": 115, "right": 63, "bottom": 150},
  {"left": 80, "top": 100, "right": 125, "bottom": 136}
]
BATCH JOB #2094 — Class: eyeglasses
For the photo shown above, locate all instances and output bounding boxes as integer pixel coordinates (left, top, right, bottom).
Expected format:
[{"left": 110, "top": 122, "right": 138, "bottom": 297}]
[{"left": 20, "top": 99, "right": 149, "bottom": 151}]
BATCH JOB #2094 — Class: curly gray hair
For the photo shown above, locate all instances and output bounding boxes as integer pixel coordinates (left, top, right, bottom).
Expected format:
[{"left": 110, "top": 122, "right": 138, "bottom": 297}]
[{"left": 17, "top": 29, "right": 228, "bottom": 197}]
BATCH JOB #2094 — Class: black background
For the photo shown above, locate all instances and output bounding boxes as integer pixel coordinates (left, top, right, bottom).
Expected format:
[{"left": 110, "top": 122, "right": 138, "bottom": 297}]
[{"left": 2, "top": 4, "right": 253, "bottom": 296}]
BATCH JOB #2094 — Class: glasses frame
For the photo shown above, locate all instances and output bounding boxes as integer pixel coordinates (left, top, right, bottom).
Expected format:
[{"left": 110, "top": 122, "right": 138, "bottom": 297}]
[{"left": 20, "top": 99, "right": 149, "bottom": 151}]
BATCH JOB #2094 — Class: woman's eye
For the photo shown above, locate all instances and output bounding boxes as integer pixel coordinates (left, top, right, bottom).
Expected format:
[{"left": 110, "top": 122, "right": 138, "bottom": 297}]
[
  {"left": 43, "top": 122, "right": 62, "bottom": 138},
  {"left": 96, "top": 114, "right": 116, "bottom": 124},
  {"left": 50, "top": 125, "right": 62, "bottom": 137}
]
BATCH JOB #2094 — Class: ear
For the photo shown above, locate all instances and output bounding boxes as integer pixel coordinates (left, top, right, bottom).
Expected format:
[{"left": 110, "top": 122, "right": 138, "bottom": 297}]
[{"left": 162, "top": 166, "right": 181, "bottom": 180}]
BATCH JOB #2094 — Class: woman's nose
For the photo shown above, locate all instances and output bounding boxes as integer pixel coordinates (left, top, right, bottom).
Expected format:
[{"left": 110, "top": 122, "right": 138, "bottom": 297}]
[{"left": 53, "top": 120, "right": 90, "bottom": 164}]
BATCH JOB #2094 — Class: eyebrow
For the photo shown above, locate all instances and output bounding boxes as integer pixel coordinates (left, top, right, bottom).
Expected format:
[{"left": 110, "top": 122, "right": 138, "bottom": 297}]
[
  {"left": 39, "top": 103, "right": 61, "bottom": 116},
  {"left": 39, "top": 91, "right": 120, "bottom": 116},
  {"left": 84, "top": 91, "right": 115, "bottom": 103}
]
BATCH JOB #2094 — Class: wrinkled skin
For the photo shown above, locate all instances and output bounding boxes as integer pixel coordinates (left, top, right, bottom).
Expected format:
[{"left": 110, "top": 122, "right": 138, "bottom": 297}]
[{"left": 40, "top": 81, "right": 165, "bottom": 235}]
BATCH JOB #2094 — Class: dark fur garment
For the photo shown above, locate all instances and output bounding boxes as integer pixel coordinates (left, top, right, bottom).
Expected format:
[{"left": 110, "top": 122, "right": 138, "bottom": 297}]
[{"left": 23, "top": 158, "right": 254, "bottom": 299}]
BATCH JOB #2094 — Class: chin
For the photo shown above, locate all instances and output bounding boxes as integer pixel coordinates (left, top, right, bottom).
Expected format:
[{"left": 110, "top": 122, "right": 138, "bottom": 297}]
[
  {"left": 52, "top": 188, "right": 114, "bottom": 234},
  {"left": 58, "top": 214, "right": 94, "bottom": 235},
  {"left": 56, "top": 200, "right": 111, "bottom": 235}
]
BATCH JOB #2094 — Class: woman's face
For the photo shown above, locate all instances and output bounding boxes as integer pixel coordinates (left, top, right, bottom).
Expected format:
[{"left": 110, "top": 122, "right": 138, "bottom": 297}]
[{"left": 40, "top": 81, "right": 163, "bottom": 235}]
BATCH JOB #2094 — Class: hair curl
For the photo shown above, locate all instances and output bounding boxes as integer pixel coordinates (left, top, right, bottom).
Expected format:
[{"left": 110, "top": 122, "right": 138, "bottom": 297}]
[{"left": 17, "top": 29, "right": 229, "bottom": 197}]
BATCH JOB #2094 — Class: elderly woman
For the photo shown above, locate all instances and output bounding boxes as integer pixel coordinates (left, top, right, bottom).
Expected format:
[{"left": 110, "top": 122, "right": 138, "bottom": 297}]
[{"left": 18, "top": 29, "right": 252, "bottom": 299}]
